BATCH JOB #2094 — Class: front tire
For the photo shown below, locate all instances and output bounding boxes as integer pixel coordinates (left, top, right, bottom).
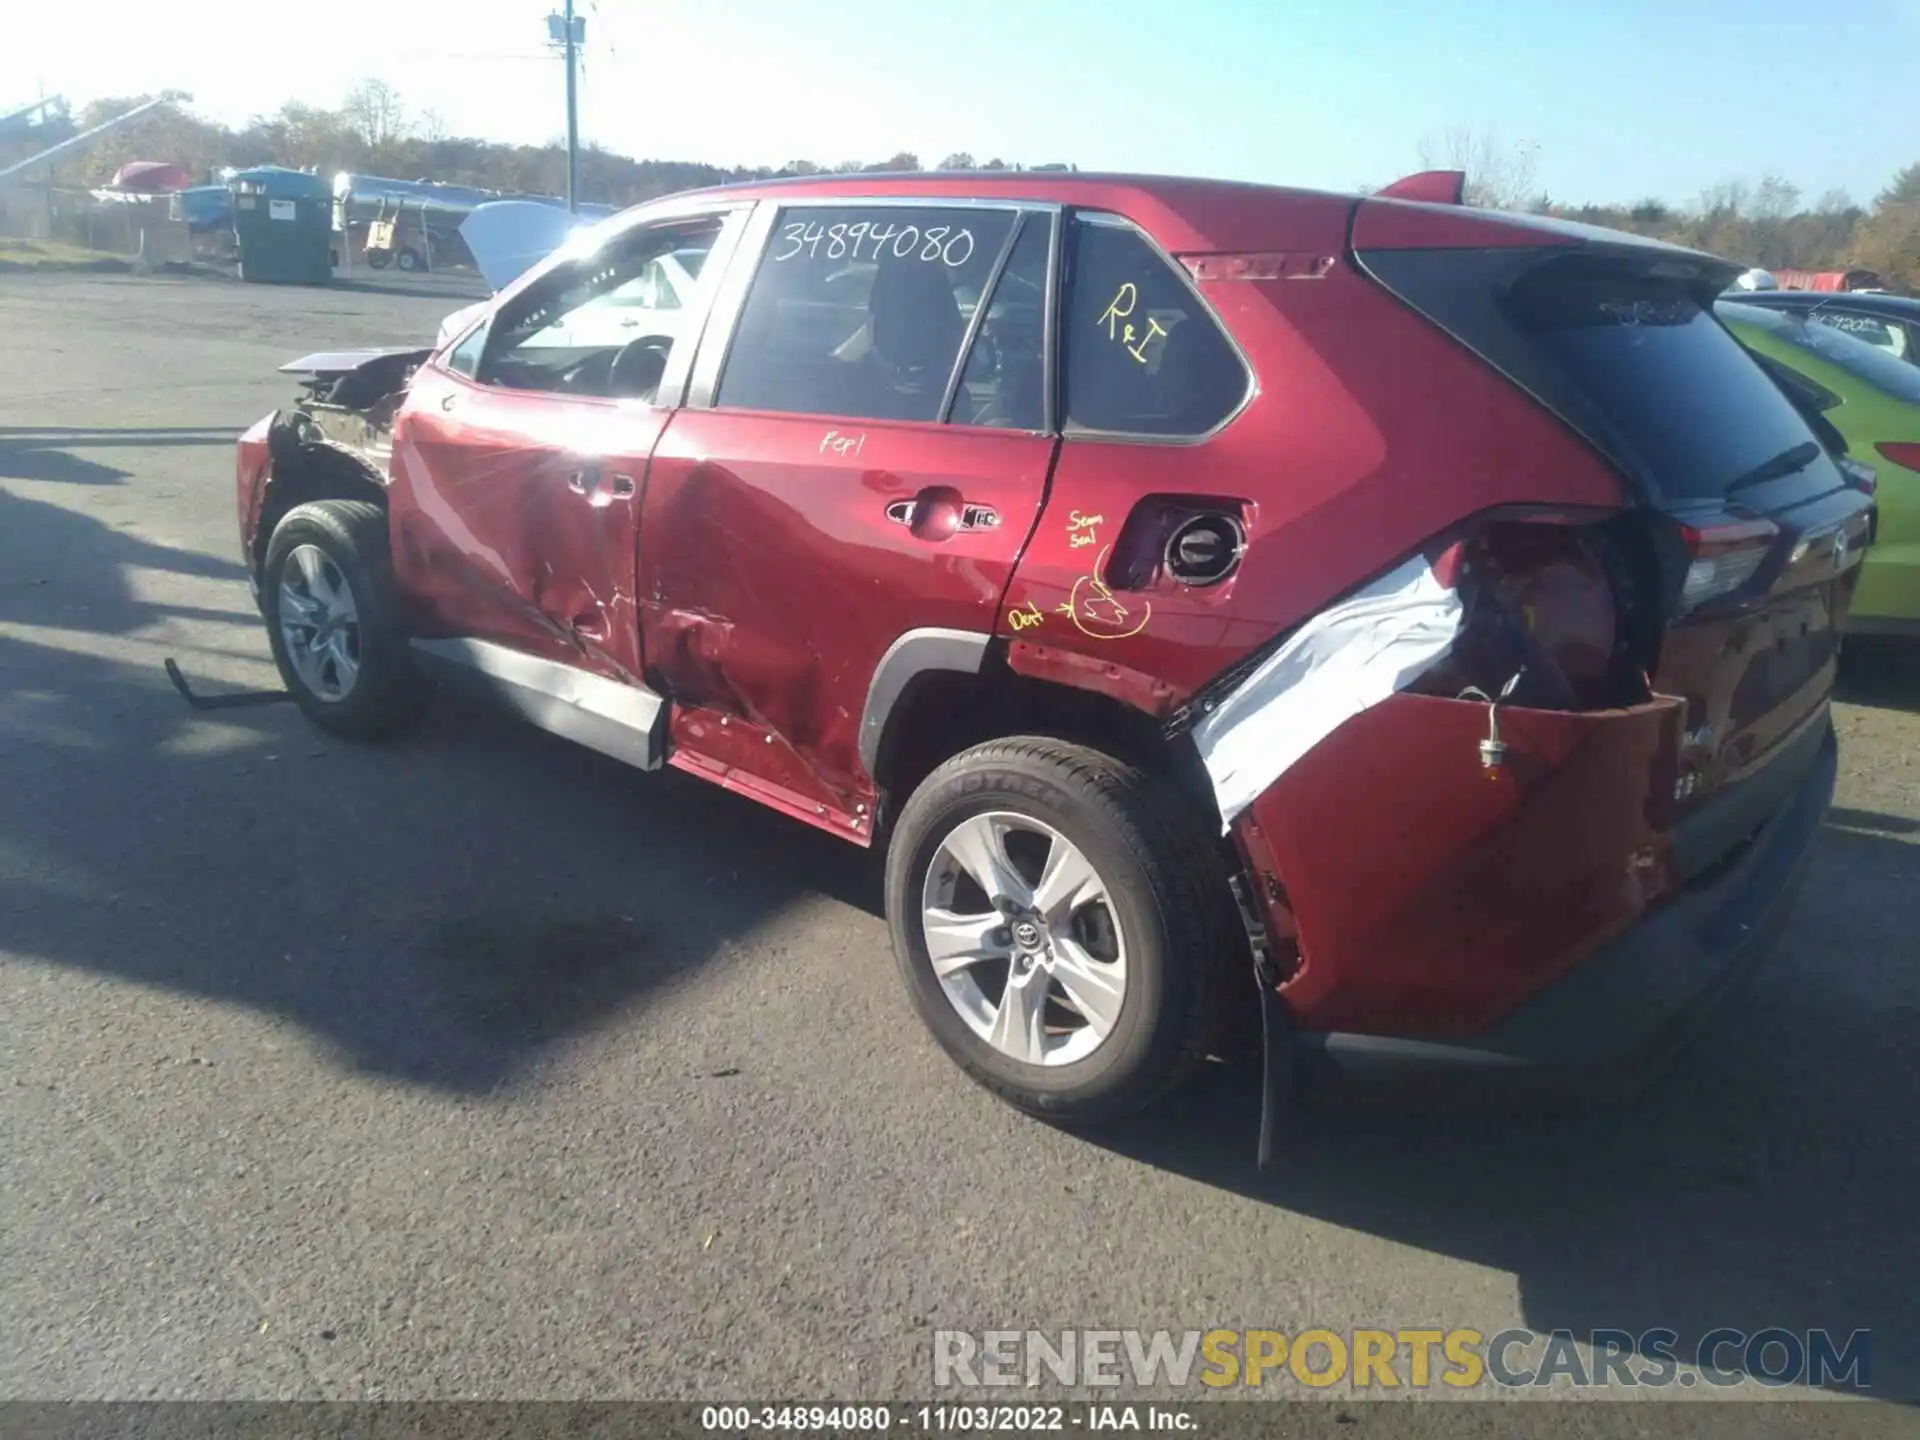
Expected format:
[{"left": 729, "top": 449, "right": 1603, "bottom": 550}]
[
  {"left": 885, "top": 738, "right": 1233, "bottom": 1126},
  {"left": 262, "top": 500, "right": 431, "bottom": 741}
]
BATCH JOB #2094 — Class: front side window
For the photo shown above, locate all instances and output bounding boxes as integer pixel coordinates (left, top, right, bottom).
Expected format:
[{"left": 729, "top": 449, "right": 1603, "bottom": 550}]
[
  {"left": 478, "top": 215, "right": 725, "bottom": 401},
  {"left": 444, "top": 318, "right": 489, "bottom": 378},
  {"left": 1061, "top": 215, "right": 1249, "bottom": 437},
  {"left": 717, "top": 205, "right": 1019, "bottom": 422}
]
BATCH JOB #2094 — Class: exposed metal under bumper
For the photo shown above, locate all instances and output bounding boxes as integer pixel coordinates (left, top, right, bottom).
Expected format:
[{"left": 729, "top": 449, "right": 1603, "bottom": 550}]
[{"left": 410, "top": 637, "right": 667, "bottom": 771}]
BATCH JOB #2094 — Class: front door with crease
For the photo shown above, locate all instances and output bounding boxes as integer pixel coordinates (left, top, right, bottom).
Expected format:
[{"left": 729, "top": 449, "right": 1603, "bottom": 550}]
[
  {"left": 389, "top": 210, "right": 737, "bottom": 683},
  {"left": 396, "top": 371, "right": 665, "bottom": 682}
]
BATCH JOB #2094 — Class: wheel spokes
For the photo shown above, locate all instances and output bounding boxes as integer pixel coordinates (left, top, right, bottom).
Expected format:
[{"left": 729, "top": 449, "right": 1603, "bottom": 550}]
[
  {"left": 293, "top": 543, "right": 327, "bottom": 594},
  {"left": 988, "top": 970, "right": 1050, "bottom": 1064},
  {"left": 924, "top": 907, "right": 1009, "bottom": 978},
  {"left": 1051, "top": 936, "right": 1125, "bottom": 1040},
  {"left": 939, "top": 814, "right": 1031, "bottom": 909},
  {"left": 1032, "top": 833, "right": 1104, "bottom": 928},
  {"left": 325, "top": 628, "right": 360, "bottom": 690}
]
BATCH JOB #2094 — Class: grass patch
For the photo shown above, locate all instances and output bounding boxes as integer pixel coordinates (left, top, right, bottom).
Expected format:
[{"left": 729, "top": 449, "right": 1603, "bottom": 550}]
[{"left": 0, "top": 239, "right": 132, "bottom": 272}]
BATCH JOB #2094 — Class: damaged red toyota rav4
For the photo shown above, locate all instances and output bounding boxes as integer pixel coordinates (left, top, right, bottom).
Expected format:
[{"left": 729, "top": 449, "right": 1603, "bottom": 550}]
[{"left": 231, "top": 169, "right": 1872, "bottom": 1132}]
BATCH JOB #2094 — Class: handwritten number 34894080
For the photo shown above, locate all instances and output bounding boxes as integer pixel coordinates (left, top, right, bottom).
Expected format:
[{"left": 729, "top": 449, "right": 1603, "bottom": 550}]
[{"left": 772, "top": 219, "right": 976, "bottom": 268}]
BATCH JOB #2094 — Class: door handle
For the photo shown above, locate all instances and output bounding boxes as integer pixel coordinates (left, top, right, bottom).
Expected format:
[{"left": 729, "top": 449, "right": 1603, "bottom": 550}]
[
  {"left": 885, "top": 488, "right": 999, "bottom": 541},
  {"left": 566, "top": 466, "right": 635, "bottom": 505}
]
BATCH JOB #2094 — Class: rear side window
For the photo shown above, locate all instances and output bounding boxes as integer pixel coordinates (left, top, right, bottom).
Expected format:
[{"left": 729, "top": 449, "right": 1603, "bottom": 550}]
[
  {"left": 1515, "top": 280, "right": 1831, "bottom": 501},
  {"left": 1062, "top": 216, "right": 1248, "bottom": 437},
  {"left": 717, "top": 205, "right": 1018, "bottom": 423}
]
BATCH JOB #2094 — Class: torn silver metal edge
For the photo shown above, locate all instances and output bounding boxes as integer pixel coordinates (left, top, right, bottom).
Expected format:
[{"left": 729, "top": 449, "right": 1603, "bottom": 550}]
[{"left": 1188, "top": 556, "right": 1465, "bottom": 832}]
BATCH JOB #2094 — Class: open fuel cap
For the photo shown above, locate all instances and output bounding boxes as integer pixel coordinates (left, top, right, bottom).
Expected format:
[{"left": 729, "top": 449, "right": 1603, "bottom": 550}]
[{"left": 1164, "top": 513, "right": 1244, "bottom": 586}]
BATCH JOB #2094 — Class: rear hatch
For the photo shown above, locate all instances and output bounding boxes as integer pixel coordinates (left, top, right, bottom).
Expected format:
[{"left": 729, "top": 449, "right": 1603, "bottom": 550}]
[{"left": 1353, "top": 206, "right": 1874, "bottom": 819}]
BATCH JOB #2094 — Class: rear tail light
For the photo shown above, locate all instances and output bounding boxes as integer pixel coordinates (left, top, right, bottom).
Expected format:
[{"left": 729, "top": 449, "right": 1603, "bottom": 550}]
[
  {"left": 1874, "top": 441, "right": 1920, "bottom": 475},
  {"left": 1677, "top": 518, "right": 1778, "bottom": 613}
]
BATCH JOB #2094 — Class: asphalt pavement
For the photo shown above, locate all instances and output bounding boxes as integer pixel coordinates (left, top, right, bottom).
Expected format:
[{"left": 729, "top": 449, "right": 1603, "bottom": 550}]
[{"left": 1, "top": 270, "right": 1915, "bottom": 1408}]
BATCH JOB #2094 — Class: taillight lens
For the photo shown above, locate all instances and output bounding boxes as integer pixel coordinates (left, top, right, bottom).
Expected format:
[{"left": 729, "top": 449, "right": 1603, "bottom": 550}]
[
  {"left": 1677, "top": 518, "right": 1778, "bottom": 613},
  {"left": 1874, "top": 441, "right": 1920, "bottom": 474}
]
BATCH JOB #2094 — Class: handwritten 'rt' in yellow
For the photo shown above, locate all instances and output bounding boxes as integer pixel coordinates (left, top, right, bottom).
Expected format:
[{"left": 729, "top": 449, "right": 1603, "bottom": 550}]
[{"left": 1097, "top": 283, "right": 1167, "bottom": 364}]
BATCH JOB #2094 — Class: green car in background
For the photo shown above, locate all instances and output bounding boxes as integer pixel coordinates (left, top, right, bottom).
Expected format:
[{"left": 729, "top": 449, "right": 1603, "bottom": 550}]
[{"left": 1719, "top": 299, "right": 1920, "bottom": 636}]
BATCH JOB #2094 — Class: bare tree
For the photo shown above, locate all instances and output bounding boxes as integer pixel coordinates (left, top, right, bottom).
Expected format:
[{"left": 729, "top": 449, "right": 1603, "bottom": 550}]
[
  {"left": 416, "top": 107, "right": 448, "bottom": 144},
  {"left": 938, "top": 152, "right": 977, "bottom": 171},
  {"left": 1415, "top": 125, "right": 1539, "bottom": 210},
  {"left": 342, "top": 78, "right": 408, "bottom": 150},
  {"left": 1751, "top": 172, "right": 1802, "bottom": 221}
]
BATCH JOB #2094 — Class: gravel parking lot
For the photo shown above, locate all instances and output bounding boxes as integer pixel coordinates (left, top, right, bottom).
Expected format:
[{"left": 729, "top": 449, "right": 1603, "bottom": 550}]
[{"left": 1, "top": 270, "right": 1915, "bottom": 1408}]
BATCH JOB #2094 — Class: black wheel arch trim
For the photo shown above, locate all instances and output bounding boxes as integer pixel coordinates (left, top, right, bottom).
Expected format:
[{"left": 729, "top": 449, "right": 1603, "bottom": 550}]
[{"left": 858, "top": 627, "right": 991, "bottom": 780}]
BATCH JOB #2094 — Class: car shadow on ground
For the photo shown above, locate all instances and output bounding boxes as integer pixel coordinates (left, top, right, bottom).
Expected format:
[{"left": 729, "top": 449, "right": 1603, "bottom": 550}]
[
  {"left": 0, "top": 485, "right": 879, "bottom": 1096},
  {"left": 1093, "top": 813, "right": 1919, "bottom": 1401},
  {"left": 1, "top": 425, "right": 236, "bottom": 487},
  {"left": 1837, "top": 640, "right": 1920, "bottom": 711}
]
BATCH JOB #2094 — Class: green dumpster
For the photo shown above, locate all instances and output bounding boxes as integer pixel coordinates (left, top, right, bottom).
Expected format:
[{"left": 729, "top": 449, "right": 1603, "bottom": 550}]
[{"left": 230, "top": 167, "right": 333, "bottom": 286}]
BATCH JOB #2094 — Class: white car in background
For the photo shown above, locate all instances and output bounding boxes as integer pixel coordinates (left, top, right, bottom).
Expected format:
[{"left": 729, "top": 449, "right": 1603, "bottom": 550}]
[{"left": 433, "top": 201, "right": 708, "bottom": 351}]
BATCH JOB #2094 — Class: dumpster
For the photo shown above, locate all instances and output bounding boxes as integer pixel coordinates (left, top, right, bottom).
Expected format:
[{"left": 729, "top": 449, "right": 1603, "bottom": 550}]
[{"left": 230, "top": 167, "right": 332, "bottom": 285}]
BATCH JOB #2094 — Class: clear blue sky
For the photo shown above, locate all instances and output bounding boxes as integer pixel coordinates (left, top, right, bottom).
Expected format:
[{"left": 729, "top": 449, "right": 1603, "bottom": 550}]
[{"left": 6, "top": 0, "right": 1916, "bottom": 206}]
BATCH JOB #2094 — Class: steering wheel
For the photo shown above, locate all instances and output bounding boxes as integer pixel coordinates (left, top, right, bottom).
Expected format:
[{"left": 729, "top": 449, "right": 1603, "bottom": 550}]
[
  {"left": 557, "top": 351, "right": 617, "bottom": 394},
  {"left": 607, "top": 335, "right": 675, "bottom": 401}
]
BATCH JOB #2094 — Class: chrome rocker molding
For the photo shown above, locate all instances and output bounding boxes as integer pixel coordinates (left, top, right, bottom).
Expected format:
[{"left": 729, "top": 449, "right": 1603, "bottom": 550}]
[{"left": 410, "top": 637, "right": 667, "bottom": 771}]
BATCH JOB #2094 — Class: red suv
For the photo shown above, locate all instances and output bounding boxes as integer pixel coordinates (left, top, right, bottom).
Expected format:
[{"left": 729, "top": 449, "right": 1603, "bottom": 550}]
[{"left": 234, "top": 170, "right": 1871, "bottom": 1127}]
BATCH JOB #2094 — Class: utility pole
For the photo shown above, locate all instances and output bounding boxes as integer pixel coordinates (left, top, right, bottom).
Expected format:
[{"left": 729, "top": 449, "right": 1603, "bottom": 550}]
[
  {"left": 547, "top": 3, "right": 584, "bottom": 212},
  {"left": 564, "top": 0, "right": 579, "bottom": 213}
]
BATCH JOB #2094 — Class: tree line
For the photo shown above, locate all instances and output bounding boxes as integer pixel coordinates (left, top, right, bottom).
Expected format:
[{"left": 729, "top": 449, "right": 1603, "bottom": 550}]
[
  {"left": 1409, "top": 127, "right": 1920, "bottom": 291},
  {"left": 5, "top": 91, "right": 1917, "bottom": 290},
  {"left": 2, "top": 83, "right": 1045, "bottom": 208}
]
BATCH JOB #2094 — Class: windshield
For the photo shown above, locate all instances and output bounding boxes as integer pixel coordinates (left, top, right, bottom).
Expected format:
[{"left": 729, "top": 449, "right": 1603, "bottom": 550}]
[{"left": 1717, "top": 300, "right": 1920, "bottom": 405}]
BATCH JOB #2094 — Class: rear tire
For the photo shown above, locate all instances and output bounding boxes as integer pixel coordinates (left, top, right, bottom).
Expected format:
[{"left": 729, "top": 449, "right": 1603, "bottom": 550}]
[
  {"left": 262, "top": 500, "right": 431, "bottom": 741},
  {"left": 885, "top": 737, "right": 1234, "bottom": 1126}
]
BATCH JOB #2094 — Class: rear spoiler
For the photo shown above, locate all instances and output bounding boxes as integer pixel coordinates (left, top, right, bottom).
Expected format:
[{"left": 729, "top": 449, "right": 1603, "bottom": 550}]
[{"left": 1376, "top": 169, "right": 1467, "bottom": 205}]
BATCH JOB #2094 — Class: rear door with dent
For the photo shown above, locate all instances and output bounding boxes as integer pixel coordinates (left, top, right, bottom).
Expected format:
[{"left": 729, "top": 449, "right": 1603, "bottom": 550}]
[{"left": 635, "top": 199, "right": 1061, "bottom": 815}]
